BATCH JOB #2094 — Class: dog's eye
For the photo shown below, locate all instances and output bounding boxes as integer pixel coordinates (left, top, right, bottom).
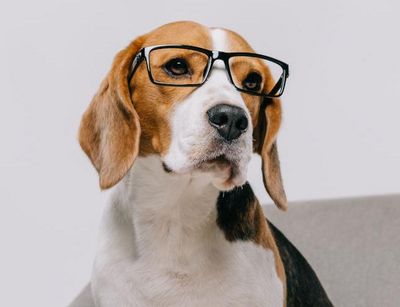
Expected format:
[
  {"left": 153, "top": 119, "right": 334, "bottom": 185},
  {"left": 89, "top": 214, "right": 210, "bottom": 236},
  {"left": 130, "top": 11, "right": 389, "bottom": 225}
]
[
  {"left": 242, "top": 72, "right": 262, "bottom": 91},
  {"left": 164, "top": 58, "right": 189, "bottom": 76}
]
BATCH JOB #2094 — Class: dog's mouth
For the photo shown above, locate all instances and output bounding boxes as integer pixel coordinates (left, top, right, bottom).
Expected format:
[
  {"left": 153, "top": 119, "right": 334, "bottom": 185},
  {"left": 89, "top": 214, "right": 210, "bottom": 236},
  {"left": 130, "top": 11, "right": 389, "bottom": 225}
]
[
  {"left": 196, "top": 154, "right": 233, "bottom": 171},
  {"left": 197, "top": 155, "right": 242, "bottom": 190},
  {"left": 163, "top": 154, "right": 234, "bottom": 173},
  {"left": 162, "top": 140, "right": 250, "bottom": 190}
]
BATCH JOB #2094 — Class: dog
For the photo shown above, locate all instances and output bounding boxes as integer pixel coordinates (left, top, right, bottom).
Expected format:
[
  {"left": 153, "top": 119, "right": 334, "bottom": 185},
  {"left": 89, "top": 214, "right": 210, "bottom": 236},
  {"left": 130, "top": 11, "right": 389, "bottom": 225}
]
[{"left": 78, "top": 21, "right": 333, "bottom": 306}]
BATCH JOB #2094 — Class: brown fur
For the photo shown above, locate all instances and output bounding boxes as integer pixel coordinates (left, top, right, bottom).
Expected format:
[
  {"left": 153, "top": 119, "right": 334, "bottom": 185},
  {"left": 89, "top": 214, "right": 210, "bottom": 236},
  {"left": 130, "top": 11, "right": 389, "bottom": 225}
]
[
  {"left": 79, "top": 22, "right": 213, "bottom": 188},
  {"left": 79, "top": 38, "right": 144, "bottom": 189},
  {"left": 130, "top": 22, "right": 212, "bottom": 156}
]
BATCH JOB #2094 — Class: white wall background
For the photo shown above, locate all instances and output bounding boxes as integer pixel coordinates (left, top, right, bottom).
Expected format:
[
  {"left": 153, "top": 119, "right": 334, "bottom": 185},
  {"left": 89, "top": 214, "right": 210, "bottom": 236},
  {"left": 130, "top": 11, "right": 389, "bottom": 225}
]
[{"left": 0, "top": 0, "right": 399, "bottom": 306}]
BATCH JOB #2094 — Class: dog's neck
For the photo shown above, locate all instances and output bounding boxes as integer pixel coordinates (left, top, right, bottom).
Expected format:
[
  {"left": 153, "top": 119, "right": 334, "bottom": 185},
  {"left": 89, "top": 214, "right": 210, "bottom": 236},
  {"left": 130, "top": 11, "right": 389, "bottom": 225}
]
[
  {"left": 98, "top": 156, "right": 286, "bottom": 306},
  {"left": 114, "top": 155, "right": 222, "bottom": 268}
]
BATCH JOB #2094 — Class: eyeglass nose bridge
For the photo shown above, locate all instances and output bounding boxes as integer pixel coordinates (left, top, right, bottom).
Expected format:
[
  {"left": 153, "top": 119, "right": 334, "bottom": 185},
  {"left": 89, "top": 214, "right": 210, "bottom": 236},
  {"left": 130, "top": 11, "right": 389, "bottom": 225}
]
[{"left": 205, "top": 50, "right": 234, "bottom": 85}]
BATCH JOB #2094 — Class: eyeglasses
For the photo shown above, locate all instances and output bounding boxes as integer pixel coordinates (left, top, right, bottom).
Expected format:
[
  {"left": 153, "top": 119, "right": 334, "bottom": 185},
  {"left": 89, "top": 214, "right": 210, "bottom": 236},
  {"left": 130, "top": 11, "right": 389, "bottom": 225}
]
[{"left": 129, "top": 45, "right": 289, "bottom": 98}]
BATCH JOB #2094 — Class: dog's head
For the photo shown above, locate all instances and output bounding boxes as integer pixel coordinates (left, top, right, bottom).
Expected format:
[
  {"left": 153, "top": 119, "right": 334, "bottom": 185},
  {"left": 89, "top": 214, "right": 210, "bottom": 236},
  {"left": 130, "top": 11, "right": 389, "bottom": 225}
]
[{"left": 79, "top": 21, "right": 288, "bottom": 210}]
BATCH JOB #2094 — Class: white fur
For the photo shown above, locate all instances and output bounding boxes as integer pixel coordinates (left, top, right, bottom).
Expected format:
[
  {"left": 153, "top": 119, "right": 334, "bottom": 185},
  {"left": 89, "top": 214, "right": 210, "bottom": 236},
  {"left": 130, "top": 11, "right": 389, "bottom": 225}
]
[
  {"left": 90, "top": 28, "right": 284, "bottom": 307},
  {"left": 163, "top": 28, "right": 253, "bottom": 190}
]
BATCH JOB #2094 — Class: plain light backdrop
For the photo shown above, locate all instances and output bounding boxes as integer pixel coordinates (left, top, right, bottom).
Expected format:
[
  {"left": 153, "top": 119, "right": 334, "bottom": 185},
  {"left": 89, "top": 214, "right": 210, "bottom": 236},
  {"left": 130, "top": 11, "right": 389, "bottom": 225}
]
[{"left": 0, "top": 0, "right": 399, "bottom": 306}]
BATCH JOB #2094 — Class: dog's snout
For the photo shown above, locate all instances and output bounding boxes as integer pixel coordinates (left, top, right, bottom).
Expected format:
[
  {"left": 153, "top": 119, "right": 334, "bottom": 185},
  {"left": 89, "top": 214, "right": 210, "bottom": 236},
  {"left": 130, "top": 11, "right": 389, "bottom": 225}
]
[{"left": 207, "top": 104, "right": 248, "bottom": 142}]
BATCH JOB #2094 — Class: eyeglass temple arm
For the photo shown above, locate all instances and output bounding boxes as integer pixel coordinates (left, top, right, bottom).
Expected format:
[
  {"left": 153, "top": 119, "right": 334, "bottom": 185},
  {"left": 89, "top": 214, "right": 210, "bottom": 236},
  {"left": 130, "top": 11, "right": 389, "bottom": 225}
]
[
  {"left": 268, "top": 75, "right": 284, "bottom": 97},
  {"left": 128, "top": 50, "right": 145, "bottom": 83}
]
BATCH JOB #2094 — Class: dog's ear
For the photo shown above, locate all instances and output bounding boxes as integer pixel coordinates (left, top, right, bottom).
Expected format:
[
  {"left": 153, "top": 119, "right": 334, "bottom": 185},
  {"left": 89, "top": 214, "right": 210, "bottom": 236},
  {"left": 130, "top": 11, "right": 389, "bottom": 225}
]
[
  {"left": 79, "top": 37, "right": 144, "bottom": 189},
  {"left": 253, "top": 97, "right": 287, "bottom": 211}
]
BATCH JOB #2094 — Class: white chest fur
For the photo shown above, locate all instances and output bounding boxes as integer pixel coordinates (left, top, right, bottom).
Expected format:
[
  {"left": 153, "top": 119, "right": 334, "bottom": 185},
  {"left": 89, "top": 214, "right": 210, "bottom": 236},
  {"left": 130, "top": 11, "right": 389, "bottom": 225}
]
[{"left": 91, "top": 156, "right": 283, "bottom": 306}]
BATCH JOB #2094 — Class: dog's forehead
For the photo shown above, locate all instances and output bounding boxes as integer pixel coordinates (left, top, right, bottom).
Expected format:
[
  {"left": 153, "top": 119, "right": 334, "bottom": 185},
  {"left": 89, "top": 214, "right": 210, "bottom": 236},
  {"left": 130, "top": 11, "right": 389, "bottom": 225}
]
[
  {"left": 142, "top": 21, "right": 212, "bottom": 48},
  {"left": 210, "top": 27, "right": 255, "bottom": 53},
  {"left": 142, "top": 21, "right": 255, "bottom": 53}
]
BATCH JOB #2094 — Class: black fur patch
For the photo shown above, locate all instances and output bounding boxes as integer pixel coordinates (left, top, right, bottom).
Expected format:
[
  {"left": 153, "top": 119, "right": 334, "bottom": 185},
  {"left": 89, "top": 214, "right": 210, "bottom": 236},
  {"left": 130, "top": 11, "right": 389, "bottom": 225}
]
[
  {"left": 216, "top": 182, "right": 257, "bottom": 241},
  {"left": 268, "top": 221, "right": 334, "bottom": 307}
]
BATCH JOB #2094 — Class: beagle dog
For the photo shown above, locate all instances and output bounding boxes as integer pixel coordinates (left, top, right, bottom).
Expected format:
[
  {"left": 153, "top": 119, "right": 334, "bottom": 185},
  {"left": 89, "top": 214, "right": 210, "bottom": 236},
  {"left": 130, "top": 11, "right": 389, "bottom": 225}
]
[{"left": 79, "top": 21, "right": 333, "bottom": 307}]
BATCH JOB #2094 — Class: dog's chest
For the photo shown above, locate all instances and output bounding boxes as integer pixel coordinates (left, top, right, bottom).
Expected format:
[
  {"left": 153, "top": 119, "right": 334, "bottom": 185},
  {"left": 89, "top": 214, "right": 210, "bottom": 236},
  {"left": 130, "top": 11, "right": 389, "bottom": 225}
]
[
  {"left": 129, "top": 238, "right": 284, "bottom": 307},
  {"left": 93, "top": 163, "right": 284, "bottom": 306}
]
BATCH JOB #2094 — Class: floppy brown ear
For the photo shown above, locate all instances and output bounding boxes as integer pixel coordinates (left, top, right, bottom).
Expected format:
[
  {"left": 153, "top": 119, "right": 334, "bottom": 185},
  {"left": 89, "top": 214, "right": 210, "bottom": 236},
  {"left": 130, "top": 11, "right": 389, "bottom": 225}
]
[
  {"left": 79, "top": 38, "right": 144, "bottom": 189},
  {"left": 254, "top": 98, "right": 287, "bottom": 211}
]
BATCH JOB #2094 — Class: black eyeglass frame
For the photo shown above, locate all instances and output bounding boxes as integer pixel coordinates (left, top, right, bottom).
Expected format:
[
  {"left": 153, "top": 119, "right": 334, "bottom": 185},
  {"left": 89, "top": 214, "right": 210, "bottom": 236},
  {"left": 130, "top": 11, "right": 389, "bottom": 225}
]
[{"left": 128, "top": 44, "right": 289, "bottom": 98}]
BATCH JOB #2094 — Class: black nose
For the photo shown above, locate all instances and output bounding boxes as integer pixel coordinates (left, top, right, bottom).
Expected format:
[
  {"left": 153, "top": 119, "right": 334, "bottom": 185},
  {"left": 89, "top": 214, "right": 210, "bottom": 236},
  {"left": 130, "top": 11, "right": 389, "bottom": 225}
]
[{"left": 207, "top": 104, "right": 248, "bottom": 142}]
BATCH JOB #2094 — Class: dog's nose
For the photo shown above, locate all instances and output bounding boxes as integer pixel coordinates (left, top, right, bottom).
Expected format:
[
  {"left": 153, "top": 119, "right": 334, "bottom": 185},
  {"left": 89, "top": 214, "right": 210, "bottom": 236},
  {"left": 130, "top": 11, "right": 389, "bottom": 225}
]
[{"left": 207, "top": 104, "right": 248, "bottom": 142}]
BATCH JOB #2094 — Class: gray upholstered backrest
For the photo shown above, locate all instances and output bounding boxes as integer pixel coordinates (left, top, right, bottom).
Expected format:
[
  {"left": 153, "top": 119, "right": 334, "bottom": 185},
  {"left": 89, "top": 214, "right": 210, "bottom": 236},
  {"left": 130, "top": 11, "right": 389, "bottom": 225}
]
[{"left": 265, "top": 194, "right": 400, "bottom": 307}]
